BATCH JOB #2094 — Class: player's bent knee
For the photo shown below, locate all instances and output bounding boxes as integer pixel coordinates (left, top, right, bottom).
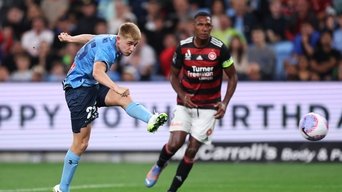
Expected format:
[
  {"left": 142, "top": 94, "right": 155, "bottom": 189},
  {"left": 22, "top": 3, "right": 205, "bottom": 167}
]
[
  {"left": 72, "top": 142, "right": 89, "bottom": 154},
  {"left": 168, "top": 142, "right": 183, "bottom": 153},
  {"left": 80, "top": 142, "right": 89, "bottom": 152}
]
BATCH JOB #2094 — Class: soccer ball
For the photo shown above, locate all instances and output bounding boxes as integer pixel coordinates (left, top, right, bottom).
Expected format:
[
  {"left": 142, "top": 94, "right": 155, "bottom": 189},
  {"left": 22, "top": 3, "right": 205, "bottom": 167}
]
[{"left": 299, "top": 112, "right": 328, "bottom": 141}]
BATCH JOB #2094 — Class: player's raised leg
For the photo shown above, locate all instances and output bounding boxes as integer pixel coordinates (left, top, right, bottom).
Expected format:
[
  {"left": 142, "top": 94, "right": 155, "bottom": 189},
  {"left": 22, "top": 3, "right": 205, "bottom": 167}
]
[{"left": 99, "top": 85, "right": 168, "bottom": 132}]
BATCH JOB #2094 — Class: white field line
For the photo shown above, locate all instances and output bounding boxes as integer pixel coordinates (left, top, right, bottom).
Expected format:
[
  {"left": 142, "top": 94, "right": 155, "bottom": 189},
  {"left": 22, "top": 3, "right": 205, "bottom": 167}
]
[{"left": 0, "top": 183, "right": 138, "bottom": 192}]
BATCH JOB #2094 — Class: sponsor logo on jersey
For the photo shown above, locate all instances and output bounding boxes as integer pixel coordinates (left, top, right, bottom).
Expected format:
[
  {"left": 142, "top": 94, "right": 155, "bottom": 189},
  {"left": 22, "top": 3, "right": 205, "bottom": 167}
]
[{"left": 208, "top": 52, "right": 217, "bottom": 60}]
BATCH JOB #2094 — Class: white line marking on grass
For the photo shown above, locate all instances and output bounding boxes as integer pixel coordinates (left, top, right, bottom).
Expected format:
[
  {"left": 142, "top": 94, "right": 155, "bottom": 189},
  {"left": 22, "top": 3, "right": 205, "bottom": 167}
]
[{"left": 0, "top": 183, "right": 138, "bottom": 192}]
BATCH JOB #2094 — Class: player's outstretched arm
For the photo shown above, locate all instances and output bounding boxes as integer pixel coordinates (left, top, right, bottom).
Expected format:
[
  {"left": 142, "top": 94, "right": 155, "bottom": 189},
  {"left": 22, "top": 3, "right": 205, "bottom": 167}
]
[{"left": 58, "top": 32, "right": 94, "bottom": 44}]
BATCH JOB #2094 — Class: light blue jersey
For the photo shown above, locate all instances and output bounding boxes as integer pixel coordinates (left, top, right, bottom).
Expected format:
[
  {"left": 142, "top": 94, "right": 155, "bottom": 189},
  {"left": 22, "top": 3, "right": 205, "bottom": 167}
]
[{"left": 63, "top": 34, "right": 121, "bottom": 88}]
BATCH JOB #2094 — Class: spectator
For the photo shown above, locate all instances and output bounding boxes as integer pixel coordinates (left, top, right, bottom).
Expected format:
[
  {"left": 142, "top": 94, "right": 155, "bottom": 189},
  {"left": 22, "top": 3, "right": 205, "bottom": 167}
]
[
  {"left": 248, "top": 27, "right": 276, "bottom": 80},
  {"left": 228, "top": 35, "right": 249, "bottom": 80},
  {"left": 211, "top": 14, "right": 246, "bottom": 46},
  {"left": 46, "top": 60, "right": 66, "bottom": 82},
  {"left": 0, "top": 25, "right": 14, "bottom": 60},
  {"left": 40, "top": 0, "right": 69, "bottom": 29},
  {"left": 229, "top": 0, "right": 257, "bottom": 43},
  {"left": 335, "top": 59, "right": 342, "bottom": 80},
  {"left": 311, "top": 0, "right": 334, "bottom": 31},
  {"left": 280, "top": 0, "right": 296, "bottom": 18},
  {"left": 246, "top": 62, "right": 262, "bottom": 81},
  {"left": 210, "top": 0, "right": 227, "bottom": 29},
  {"left": 107, "top": 64, "right": 121, "bottom": 82},
  {"left": 297, "top": 55, "right": 316, "bottom": 81},
  {"left": 128, "top": 0, "right": 149, "bottom": 28},
  {"left": 292, "top": 21, "right": 320, "bottom": 58},
  {"left": 263, "top": 0, "right": 288, "bottom": 43},
  {"left": 285, "top": 0, "right": 318, "bottom": 40},
  {"left": 0, "top": 65, "right": 10, "bottom": 82},
  {"left": 175, "top": 16, "right": 193, "bottom": 40},
  {"left": 333, "top": 13, "right": 342, "bottom": 54},
  {"left": 107, "top": 0, "right": 137, "bottom": 34},
  {"left": 2, "top": 6, "right": 29, "bottom": 40},
  {"left": 284, "top": 55, "right": 315, "bottom": 81},
  {"left": 2, "top": 41, "right": 26, "bottom": 73},
  {"left": 121, "top": 65, "right": 139, "bottom": 81},
  {"left": 94, "top": 19, "right": 109, "bottom": 34},
  {"left": 249, "top": 0, "right": 270, "bottom": 22},
  {"left": 334, "top": 0, "right": 342, "bottom": 14},
  {"left": 73, "top": 0, "right": 102, "bottom": 34},
  {"left": 321, "top": 14, "right": 336, "bottom": 33},
  {"left": 159, "top": 33, "right": 177, "bottom": 79},
  {"left": 0, "top": 0, "right": 340, "bottom": 83},
  {"left": 171, "top": 0, "right": 193, "bottom": 19},
  {"left": 142, "top": 1, "right": 170, "bottom": 56},
  {"left": 31, "top": 65, "right": 45, "bottom": 82},
  {"left": 10, "top": 52, "right": 32, "bottom": 82},
  {"left": 25, "top": 2, "right": 44, "bottom": 23},
  {"left": 266, "top": 0, "right": 294, "bottom": 80},
  {"left": 36, "top": 41, "right": 60, "bottom": 72},
  {"left": 310, "top": 31, "right": 340, "bottom": 80},
  {"left": 21, "top": 16, "right": 54, "bottom": 58},
  {"left": 52, "top": 15, "right": 76, "bottom": 51},
  {"left": 60, "top": 43, "right": 80, "bottom": 70}
]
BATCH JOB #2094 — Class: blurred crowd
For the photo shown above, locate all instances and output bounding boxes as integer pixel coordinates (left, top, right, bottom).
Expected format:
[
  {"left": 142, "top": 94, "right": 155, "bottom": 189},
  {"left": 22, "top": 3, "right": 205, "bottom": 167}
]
[{"left": 0, "top": 0, "right": 342, "bottom": 82}]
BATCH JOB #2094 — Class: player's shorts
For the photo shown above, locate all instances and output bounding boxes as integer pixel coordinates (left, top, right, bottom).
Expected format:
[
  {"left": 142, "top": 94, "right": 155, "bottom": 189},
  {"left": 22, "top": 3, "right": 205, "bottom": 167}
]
[
  {"left": 169, "top": 105, "right": 217, "bottom": 144},
  {"left": 64, "top": 84, "right": 110, "bottom": 133}
]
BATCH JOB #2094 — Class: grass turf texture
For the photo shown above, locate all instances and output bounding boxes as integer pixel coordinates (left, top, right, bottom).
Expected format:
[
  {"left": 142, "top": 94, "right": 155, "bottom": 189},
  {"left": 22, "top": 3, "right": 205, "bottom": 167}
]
[{"left": 0, "top": 163, "right": 341, "bottom": 192}]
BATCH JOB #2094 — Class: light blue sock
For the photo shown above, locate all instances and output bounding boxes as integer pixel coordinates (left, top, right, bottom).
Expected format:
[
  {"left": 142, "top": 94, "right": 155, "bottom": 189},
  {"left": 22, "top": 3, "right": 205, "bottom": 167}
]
[
  {"left": 59, "top": 149, "right": 80, "bottom": 192},
  {"left": 125, "top": 102, "right": 152, "bottom": 123}
]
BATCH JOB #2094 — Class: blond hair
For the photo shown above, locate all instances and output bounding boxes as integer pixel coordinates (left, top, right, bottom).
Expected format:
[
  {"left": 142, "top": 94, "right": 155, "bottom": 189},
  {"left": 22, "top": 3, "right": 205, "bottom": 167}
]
[{"left": 118, "top": 22, "right": 141, "bottom": 41}]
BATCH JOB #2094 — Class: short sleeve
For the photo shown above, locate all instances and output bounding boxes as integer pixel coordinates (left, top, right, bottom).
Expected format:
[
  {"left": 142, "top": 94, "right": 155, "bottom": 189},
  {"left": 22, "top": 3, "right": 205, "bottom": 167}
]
[
  {"left": 220, "top": 44, "right": 234, "bottom": 68},
  {"left": 172, "top": 44, "right": 183, "bottom": 69},
  {"left": 94, "top": 47, "right": 112, "bottom": 71}
]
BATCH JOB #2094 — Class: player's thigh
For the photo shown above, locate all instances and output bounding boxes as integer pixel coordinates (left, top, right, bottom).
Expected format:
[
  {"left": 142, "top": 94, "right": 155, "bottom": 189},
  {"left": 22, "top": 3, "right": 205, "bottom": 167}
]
[
  {"left": 71, "top": 124, "right": 92, "bottom": 154},
  {"left": 191, "top": 109, "right": 217, "bottom": 145},
  {"left": 97, "top": 85, "right": 132, "bottom": 108},
  {"left": 170, "top": 105, "right": 192, "bottom": 133},
  {"left": 168, "top": 131, "right": 188, "bottom": 150},
  {"left": 65, "top": 86, "right": 98, "bottom": 133},
  {"left": 72, "top": 124, "right": 92, "bottom": 146}
]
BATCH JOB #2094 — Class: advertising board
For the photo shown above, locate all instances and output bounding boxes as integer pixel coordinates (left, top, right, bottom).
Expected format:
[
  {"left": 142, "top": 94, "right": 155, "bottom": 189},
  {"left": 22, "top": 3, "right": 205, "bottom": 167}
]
[{"left": 0, "top": 82, "right": 341, "bottom": 153}]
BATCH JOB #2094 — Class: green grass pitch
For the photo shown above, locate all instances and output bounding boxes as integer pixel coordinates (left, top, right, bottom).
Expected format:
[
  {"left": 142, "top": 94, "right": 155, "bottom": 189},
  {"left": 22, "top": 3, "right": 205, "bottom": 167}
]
[{"left": 0, "top": 162, "right": 341, "bottom": 192}]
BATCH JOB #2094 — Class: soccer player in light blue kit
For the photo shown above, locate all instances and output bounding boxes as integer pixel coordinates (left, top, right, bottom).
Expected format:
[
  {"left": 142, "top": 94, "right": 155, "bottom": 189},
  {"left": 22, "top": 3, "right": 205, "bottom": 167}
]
[{"left": 53, "top": 22, "right": 168, "bottom": 192}]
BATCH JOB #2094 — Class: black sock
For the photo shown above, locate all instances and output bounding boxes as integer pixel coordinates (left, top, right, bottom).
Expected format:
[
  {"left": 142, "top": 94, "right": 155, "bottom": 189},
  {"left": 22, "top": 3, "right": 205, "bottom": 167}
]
[
  {"left": 156, "top": 144, "right": 174, "bottom": 168},
  {"left": 168, "top": 158, "right": 194, "bottom": 192}
]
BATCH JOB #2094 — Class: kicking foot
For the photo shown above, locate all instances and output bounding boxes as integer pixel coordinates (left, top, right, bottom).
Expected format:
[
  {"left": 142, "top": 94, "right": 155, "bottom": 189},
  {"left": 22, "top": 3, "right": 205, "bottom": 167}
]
[
  {"left": 145, "top": 164, "right": 167, "bottom": 188},
  {"left": 147, "top": 113, "right": 168, "bottom": 133}
]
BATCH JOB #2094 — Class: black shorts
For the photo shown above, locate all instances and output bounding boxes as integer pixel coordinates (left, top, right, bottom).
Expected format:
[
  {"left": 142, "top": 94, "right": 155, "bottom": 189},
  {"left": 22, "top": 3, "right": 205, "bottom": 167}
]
[{"left": 64, "top": 84, "right": 110, "bottom": 133}]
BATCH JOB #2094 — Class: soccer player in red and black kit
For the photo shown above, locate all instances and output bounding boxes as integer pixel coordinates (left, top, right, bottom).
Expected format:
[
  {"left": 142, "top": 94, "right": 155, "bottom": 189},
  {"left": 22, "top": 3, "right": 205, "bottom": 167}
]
[{"left": 145, "top": 11, "right": 238, "bottom": 192}]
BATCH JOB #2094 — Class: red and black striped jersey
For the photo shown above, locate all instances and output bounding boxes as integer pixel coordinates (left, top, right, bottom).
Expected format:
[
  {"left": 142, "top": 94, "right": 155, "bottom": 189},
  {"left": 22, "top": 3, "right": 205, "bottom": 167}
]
[{"left": 172, "top": 36, "right": 234, "bottom": 109}]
